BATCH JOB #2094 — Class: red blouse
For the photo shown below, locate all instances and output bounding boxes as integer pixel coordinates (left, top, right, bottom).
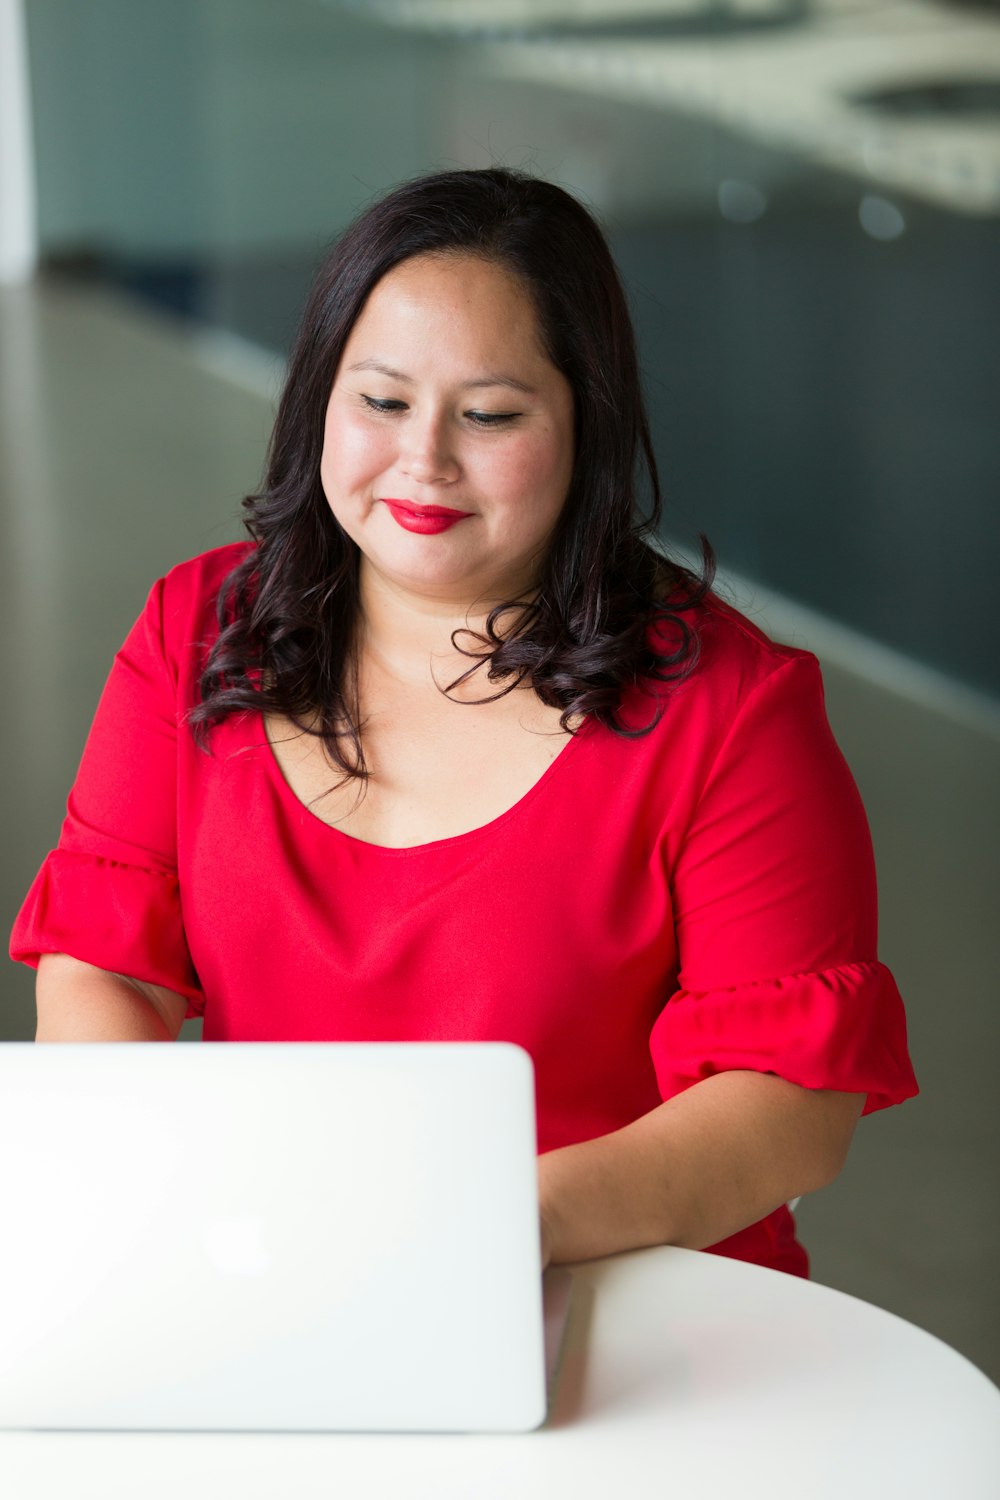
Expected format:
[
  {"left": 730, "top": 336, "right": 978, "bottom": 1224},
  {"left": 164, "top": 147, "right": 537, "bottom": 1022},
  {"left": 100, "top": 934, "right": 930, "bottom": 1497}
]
[{"left": 11, "top": 544, "right": 917, "bottom": 1276}]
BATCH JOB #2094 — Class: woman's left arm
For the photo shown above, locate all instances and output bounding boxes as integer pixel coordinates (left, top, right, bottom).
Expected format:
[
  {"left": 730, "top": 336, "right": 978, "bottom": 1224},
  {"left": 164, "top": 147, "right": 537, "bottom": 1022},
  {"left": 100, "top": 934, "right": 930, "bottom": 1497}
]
[{"left": 539, "top": 1072, "right": 864, "bottom": 1267}]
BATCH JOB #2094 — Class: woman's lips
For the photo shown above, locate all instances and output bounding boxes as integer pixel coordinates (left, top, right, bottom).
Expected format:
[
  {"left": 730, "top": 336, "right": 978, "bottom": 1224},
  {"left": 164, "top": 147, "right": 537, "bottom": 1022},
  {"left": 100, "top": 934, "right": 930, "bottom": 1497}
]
[{"left": 381, "top": 499, "right": 474, "bottom": 535}]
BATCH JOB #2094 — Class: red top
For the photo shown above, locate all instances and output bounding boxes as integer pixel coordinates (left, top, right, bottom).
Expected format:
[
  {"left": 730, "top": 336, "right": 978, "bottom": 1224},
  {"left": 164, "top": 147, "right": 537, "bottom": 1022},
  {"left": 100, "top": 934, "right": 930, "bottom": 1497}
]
[{"left": 11, "top": 544, "right": 917, "bottom": 1276}]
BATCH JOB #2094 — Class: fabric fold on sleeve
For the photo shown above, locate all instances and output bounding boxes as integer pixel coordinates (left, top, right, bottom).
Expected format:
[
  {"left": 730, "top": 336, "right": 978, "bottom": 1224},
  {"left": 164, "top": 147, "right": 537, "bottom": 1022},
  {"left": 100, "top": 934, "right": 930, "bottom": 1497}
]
[
  {"left": 10, "top": 848, "right": 204, "bottom": 1015},
  {"left": 649, "top": 960, "right": 917, "bottom": 1115}
]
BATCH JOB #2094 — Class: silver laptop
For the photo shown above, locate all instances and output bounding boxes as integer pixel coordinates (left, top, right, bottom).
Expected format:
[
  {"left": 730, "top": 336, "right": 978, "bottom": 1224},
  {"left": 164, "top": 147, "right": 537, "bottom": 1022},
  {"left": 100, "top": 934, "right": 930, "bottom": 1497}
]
[{"left": 0, "top": 1041, "right": 569, "bottom": 1432}]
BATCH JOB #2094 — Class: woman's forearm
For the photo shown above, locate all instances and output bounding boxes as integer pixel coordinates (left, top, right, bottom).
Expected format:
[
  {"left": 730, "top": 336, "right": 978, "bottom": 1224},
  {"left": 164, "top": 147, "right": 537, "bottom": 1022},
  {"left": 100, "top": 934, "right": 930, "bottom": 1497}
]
[
  {"left": 538, "top": 1071, "right": 865, "bottom": 1266},
  {"left": 35, "top": 953, "right": 185, "bottom": 1042}
]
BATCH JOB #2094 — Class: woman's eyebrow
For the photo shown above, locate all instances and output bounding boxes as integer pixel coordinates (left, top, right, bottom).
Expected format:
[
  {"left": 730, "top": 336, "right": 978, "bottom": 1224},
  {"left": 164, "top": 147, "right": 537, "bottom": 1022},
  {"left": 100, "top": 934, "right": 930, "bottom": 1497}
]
[{"left": 346, "top": 358, "right": 535, "bottom": 396}]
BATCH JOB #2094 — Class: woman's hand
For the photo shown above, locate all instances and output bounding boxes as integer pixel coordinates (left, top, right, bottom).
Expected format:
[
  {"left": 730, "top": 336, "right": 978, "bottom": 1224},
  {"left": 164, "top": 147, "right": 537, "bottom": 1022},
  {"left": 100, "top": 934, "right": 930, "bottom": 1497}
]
[
  {"left": 539, "top": 1202, "right": 555, "bottom": 1271},
  {"left": 537, "top": 1071, "right": 864, "bottom": 1266}
]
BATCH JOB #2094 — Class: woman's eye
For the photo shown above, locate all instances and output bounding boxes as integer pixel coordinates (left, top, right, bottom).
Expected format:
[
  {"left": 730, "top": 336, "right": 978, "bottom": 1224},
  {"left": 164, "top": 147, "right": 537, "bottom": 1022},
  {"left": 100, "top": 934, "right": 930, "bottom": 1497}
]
[
  {"left": 466, "top": 411, "right": 519, "bottom": 428},
  {"left": 359, "top": 396, "right": 517, "bottom": 427},
  {"left": 362, "top": 395, "right": 406, "bottom": 414}
]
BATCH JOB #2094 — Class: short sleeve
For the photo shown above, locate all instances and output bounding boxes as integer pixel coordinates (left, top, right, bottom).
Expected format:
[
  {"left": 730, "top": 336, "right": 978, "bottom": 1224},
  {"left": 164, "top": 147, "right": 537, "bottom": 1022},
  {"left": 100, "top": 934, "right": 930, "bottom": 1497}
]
[
  {"left": 649, "top": 652, "right": 917, "bottom": 1115},
  {"left": 9, "top": 575, "right": 204, "bottom": 1011}
]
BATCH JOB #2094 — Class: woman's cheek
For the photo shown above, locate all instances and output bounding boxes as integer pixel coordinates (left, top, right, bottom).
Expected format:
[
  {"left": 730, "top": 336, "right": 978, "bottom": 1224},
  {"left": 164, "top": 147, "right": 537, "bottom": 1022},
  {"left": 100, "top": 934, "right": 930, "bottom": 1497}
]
[
  {"left": 325, "top": 412, "right": 395, "bottom": 495},
  {"left": 506, "top": 434, "right": 572, "bottom": 507}
]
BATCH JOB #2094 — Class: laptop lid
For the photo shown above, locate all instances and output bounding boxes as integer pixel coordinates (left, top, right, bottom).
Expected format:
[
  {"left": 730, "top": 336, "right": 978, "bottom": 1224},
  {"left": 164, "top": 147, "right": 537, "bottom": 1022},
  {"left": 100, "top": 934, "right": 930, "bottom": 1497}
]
[{"left": 0, "top": 1041, "right": 548, "bottom": 1432}]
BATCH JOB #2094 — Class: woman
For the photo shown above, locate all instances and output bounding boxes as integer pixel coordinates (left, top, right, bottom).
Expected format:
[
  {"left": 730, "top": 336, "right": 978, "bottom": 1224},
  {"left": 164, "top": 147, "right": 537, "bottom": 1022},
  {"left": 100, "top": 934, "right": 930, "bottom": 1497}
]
[{"left": 10, "top": 168, "right": 917, "bottom": 1276}]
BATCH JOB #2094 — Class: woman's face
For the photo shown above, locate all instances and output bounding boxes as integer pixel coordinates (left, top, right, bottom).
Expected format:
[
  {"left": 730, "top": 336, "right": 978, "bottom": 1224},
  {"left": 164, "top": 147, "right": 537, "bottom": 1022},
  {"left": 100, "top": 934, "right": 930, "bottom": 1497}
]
[{"left": 320, "top": 252, "right": 575, "bottom": 609}]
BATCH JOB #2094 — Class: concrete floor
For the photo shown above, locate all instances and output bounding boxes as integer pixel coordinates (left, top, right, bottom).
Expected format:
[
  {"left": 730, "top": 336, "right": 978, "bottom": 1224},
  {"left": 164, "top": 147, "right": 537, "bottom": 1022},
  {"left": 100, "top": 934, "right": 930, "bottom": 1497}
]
[{"left": 2, "top": 276, "right": 998, "bottom": 1385}]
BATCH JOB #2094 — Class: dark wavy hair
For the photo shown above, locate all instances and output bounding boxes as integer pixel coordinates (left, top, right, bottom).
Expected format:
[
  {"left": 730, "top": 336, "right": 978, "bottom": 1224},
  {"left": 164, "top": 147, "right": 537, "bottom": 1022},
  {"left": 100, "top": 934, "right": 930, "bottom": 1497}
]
[{"left": 190, "top": 167, "right": 713, "bottom": 775}]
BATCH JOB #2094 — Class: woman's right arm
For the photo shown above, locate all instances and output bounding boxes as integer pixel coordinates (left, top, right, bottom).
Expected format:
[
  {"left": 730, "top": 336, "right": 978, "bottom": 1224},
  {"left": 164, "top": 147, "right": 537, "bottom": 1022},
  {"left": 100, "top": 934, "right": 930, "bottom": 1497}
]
[
  {"left": 35, "top": 953, "right": 187, "bottom": 1042},
  {"left": 11, "top": 563, "right": 225, "bottom": 1031}
]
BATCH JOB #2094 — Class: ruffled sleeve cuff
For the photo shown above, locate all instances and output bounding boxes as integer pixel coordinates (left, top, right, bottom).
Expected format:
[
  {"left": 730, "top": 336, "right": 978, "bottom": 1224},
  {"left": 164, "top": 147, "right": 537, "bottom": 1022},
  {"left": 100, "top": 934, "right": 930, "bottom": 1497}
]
[
  {"left": 9, "top": 848, "right": 205, "bottom": 1017},
  {"left": 649, "top": 961, "right": 918, "bottom": 1115}
]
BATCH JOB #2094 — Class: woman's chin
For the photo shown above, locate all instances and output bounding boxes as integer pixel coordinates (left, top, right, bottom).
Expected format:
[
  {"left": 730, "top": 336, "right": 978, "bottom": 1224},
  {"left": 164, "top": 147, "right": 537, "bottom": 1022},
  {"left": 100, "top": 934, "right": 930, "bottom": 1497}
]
[{"left": 360, "top": 550, "right": 534, "bottom": 609}]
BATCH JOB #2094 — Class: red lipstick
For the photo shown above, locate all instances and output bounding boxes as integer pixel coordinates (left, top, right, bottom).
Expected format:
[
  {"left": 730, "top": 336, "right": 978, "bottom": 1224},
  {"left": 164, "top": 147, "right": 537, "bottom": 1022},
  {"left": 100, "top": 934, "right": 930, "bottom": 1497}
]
[{"left": 382, "top": 500, "right": 474, "bottom": 535}]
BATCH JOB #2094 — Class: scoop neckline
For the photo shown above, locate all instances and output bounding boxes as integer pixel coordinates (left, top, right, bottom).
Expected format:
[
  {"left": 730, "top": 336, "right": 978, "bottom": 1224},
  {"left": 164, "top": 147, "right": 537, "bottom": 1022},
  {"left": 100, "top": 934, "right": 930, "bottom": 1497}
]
[{"left": 257, "top": 710, "right": 594, "bottom": 855}]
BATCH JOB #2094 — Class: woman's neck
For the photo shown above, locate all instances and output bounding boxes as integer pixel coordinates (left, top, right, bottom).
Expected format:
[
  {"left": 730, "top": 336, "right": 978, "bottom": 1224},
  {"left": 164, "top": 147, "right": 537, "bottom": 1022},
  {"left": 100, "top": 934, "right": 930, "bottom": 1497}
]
[{"left": 356, "top": 565, "right": 525, "bottom": 696}]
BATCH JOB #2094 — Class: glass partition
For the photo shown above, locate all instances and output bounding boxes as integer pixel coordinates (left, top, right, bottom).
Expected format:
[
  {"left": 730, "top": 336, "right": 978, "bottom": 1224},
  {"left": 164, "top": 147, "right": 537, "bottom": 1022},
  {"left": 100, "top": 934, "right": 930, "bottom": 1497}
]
[{"left": 25, "top": 0, "right": 1000, "bottom": 693}]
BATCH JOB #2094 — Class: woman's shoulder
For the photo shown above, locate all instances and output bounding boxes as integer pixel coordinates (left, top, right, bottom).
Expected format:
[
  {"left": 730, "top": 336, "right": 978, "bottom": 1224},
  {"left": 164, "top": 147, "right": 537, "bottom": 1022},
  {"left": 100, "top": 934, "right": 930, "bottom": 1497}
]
[
  {"left": 160, "top": 541, "right": 255, "bottom": 605},
  {"left": 696, "top": 591, "right": 811, "bottom": 673},
  {"left": 638, "top": 589, "right": 822, "bottom": 736},
  {"left": 656, "top": 585, "right": 815, "bottom": 690},
  {"left": 119, "top": 543, "right": 257, "bottom": 688},
  {"left": 153, "top": 541, "right": 256, "bottom": 637}
]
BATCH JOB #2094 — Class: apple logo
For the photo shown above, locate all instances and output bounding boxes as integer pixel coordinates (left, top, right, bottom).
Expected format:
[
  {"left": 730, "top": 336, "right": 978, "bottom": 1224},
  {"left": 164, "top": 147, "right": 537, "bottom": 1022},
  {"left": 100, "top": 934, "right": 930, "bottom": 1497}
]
[{"left": 201, "top": 1215, "right": 274, "bottom": 1277}]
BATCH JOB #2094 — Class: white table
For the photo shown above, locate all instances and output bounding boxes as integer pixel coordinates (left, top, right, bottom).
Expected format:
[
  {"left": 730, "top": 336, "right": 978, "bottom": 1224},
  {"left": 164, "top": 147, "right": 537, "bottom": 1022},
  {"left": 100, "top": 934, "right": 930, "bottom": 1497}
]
[{"left": 3, "top": 1246, "right": 998, "bottom": 1500}]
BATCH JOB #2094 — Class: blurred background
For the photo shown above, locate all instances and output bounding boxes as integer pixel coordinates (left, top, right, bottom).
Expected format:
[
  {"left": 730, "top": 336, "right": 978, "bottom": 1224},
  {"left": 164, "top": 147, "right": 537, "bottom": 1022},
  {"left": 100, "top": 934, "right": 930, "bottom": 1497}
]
[{"left": 2, "top": 0, "right": 998, "bottom": 1379}]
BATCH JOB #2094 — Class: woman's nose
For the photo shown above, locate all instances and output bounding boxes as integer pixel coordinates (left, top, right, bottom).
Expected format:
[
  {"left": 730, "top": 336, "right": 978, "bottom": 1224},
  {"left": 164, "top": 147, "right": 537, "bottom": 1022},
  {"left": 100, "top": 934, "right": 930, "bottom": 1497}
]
[{"left": 399, "top": 413, "right": 460, "bottom": 486}]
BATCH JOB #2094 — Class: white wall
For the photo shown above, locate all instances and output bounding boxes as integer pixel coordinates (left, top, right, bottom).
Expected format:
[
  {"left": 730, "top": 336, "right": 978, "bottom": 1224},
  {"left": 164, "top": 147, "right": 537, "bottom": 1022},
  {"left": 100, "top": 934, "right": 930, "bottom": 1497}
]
[{"left": 0, "top": 0, "right": 37, "bottom": 282}]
